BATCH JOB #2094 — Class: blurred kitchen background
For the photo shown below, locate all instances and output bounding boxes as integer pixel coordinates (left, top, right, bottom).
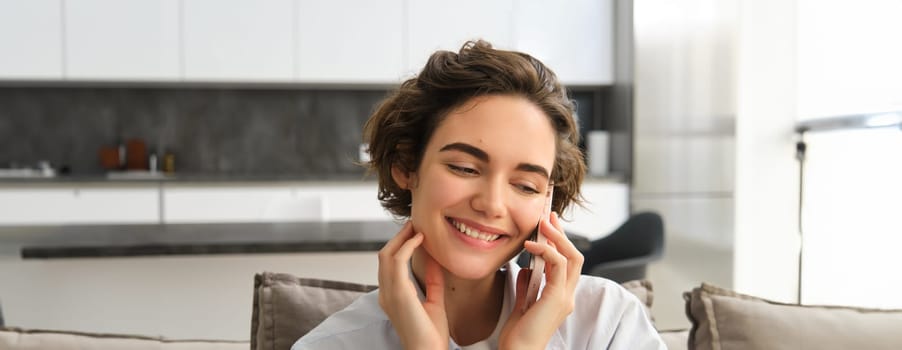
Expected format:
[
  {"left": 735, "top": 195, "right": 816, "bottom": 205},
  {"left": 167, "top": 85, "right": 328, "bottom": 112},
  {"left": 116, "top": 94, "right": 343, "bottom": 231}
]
[{"left": 1, "top": 0, "right": 900, "bottom": 341}]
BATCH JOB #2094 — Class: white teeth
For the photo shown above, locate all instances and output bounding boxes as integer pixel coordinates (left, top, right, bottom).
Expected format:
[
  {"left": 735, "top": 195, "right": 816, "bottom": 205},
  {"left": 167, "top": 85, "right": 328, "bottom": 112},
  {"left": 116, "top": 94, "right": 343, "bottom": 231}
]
[{"left": 453, "top": 220, "right": 501, "bottom": 242}]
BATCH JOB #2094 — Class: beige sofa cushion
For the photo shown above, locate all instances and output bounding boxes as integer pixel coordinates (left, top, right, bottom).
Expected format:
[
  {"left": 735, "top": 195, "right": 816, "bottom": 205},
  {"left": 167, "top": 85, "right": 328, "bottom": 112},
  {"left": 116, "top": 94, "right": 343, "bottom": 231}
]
[
  {"left": 251, "top": 272, "right": 656, "bottom": 350},
  {"left": 685, "top": 283, "right": 902, "bottom": 350},
  {"left": 251, "top": 272, "right": 377, "bottom": 350},
  {"left": 0, "top": 327, "right": 247, "bottom": 350}
]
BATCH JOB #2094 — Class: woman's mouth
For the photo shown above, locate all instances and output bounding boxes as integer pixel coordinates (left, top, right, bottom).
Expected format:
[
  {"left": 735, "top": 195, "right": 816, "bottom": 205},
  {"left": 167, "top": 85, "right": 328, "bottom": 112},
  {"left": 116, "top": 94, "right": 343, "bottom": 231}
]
[{"left": 448, "top": 218, "right": 502, "bottom": 242}]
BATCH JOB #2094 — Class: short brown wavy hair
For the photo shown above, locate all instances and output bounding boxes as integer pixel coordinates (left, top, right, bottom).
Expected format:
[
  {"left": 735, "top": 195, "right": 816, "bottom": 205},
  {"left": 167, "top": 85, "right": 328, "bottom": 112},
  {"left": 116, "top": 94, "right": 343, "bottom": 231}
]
[{"left": 363, "top": 40, "right": 585, "bottom": 218}]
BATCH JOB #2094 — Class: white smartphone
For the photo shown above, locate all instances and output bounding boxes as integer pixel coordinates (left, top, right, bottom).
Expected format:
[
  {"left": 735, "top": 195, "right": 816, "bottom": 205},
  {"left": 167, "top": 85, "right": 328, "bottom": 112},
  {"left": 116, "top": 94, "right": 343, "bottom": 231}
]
[{"left": 523, "top": 185, "right": 554, "bottom": 311}]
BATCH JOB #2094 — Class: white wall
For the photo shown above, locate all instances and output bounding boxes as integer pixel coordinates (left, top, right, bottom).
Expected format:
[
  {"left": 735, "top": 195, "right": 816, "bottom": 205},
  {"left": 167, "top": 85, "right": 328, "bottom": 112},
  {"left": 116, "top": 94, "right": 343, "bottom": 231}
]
[
  {"left": 795, "top": 0, "right": 902, "bottom": 308},
  {"left": 796, "top": 0, "right": 902, "bottom": 118},
  {"left": 801, "top": 129, "right": 902, "bottom": 308},
  {"left": 734, "top": 0, "right": 902, "bottom": 305},
  {"left": 733, "top": 0, "right": 800, "bottom": 302},
  {"left": 0, "top": 253, "right": 378, "bottom": 340},
  {"left": 634, "top": 0, "right": 739, "bottom": 330}
]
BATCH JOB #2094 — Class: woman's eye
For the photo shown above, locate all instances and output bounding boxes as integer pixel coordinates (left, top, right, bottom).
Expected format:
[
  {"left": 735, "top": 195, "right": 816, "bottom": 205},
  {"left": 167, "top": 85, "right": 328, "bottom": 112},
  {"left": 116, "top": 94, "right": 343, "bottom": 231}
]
[
  {"left": 516, "top": 184, "right": 540, "bottom": 194},
  {"left": 448, "top": 164, "right": 478, "bottom": 176}
]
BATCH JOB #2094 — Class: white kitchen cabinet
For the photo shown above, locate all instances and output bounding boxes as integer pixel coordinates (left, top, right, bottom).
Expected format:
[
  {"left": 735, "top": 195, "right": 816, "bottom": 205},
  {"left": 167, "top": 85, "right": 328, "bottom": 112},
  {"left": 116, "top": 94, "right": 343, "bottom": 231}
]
[
  {"left": 163, "top": 184, "right": 325, "bottom": 223},
  {"left": 162, "top": 182, "right": 393, "bottom": 223},
  {"left": 561, "top": 180, "right": 629, "bottom": 241},
  {"left": 295, "top": 0, "right": 405, "bottom": 84},
  {"left": 312, "top": 183, "right": 394, "bottom": 222},
  {"left": 406, "top": 0, "right": 515, "bottom": 77},
  {"left": 514, "top": 0, "right": 614, "bottom": 85},
  {"left": 182, "top": 0, "right": 294, "bottom": 82},
  {"left": 0, "top": 185, "right": 160, "bottom": 225},
  {"left": 0, "top": 0, "right": 63, "bottom": 80},
  {"left": 64, "top": 0, "right": 180, "bottom": 81},
  {"left": 0, "top": 0, "right": 614, "bottom": 85}
]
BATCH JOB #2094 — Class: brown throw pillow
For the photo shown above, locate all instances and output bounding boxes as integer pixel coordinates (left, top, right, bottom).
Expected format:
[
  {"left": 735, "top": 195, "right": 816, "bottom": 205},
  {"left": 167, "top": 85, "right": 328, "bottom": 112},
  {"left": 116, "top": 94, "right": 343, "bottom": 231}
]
[
  {"left": 251, "top": 272, "right": 377, "bottom": 350},
  {"left": 685, "top": 283, "right": 902, "bottom": 350}
]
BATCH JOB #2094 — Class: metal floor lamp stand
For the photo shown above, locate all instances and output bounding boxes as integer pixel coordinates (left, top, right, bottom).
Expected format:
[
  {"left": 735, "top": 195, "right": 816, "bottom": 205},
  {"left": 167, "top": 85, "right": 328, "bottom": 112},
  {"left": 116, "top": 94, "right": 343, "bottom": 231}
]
[
  {"left": 795, "top": 136, "right": 806, "bottom": 304},
  {"left": 793, "top": 109, "right": 902, "bottom": 305}
]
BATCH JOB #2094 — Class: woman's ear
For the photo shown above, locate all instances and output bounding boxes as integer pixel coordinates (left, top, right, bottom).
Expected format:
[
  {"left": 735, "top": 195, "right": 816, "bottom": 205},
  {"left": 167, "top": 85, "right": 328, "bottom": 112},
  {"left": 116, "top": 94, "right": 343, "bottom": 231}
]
[{"left": 391, "top": 165, "right": 413, "bottom": 190}]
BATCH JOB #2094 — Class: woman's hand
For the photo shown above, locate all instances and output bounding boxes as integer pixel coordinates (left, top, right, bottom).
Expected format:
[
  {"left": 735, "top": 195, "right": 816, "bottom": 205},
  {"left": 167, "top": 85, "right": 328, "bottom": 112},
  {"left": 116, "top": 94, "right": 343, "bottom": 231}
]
[
  {"left": 499, "top": 212, "right": 585, "bottom": 350},
  {"left": 377, "top": 221, "right": 449, "bottom": 349}
]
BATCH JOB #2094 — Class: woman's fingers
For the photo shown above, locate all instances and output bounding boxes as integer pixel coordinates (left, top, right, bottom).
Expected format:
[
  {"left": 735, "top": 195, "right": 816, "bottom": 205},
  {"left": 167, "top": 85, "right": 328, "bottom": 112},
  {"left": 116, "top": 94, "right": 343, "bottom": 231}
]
[
  {"left": 378, "top": 222, "right": 415, "bottom": 284},
  {"left": 524, "top": 239, "right": 567, "bottom": 289},
  {"left": 542, "top": 213, "right": 580, "bottom": 260},
  {"left": 375, "top": 223, "right": 451, "bottom": 348},
  {"left": 377, "top": 222, "right": 422, "bottom": 302},
  {"left": 501, "top": 213, "right": 587, "bottom": 348},
  {"left": 520, "top": 211, "right": 584, "bottom": 307},
  {"left": 379, "top": 221, "right": 414, "bottom": 256},
  {"left": 542, "top": 213, "right": 584, "bottom": 291},
  {"left": 391, "top": 232, "right": 424, "bottom": 287}
]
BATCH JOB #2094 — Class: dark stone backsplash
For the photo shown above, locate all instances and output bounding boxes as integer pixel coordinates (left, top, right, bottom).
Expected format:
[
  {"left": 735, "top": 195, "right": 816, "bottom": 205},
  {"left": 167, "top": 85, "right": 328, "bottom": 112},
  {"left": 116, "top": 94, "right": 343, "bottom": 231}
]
[
  {"left": 0, "top": 87, "right": 601, "bottom": 179},
  {"left": 0, "top": 87, "right": 389, "bottom": 177}
]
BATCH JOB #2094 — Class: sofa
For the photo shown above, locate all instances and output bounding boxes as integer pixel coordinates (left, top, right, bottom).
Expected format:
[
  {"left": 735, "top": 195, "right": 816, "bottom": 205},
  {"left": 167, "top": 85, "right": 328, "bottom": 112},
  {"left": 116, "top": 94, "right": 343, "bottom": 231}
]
[{"left": 3, "top": 272, "right": 902, "bottom": 350}]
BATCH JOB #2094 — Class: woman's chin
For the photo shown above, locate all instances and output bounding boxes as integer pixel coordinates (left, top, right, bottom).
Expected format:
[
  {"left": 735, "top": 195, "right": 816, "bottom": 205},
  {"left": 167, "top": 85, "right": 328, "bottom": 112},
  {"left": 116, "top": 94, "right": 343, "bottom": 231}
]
[{"left": 442, "top": 257, "right": 507, "bottom": 280}]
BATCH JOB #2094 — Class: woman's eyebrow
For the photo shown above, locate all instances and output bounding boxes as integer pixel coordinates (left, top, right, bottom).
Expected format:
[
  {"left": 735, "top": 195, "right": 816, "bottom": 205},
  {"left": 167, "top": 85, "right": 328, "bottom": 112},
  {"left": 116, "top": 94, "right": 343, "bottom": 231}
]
[
  {"left": 439, "top": 142, "right": 550, "bottom": 179},
  {"left": 440, "top": 142, "right": 489, "bottom": 161},
  {"left": 516, "top": 163, "right": 550, "bottom": 180}
]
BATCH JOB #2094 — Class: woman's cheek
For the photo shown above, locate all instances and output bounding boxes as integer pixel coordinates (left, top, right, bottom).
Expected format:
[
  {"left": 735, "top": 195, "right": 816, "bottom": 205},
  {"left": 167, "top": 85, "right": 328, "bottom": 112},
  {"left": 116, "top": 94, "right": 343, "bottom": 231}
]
[{"left": 511, "top": 200, "right": 542, "bottom": 238}]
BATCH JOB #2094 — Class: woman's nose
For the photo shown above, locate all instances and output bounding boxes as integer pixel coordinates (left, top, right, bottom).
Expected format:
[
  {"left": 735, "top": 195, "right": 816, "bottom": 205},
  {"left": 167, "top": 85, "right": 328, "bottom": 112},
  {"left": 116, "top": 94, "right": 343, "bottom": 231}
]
[{"left": 470, "top": 180, "right": 507, "bottom": 218}]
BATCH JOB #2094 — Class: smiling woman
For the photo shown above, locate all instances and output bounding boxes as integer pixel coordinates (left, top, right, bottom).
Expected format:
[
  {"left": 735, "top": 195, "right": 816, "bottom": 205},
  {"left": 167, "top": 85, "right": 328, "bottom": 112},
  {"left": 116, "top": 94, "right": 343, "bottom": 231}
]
[
  {"left": 291, "top": 40, "right": 666, "bottom": 350},
  {"left": 364, "top": 41, "right": 586, "bottom": 220},
  {"left": 395, "top": 94, "right": 556, "bottom": 282}
]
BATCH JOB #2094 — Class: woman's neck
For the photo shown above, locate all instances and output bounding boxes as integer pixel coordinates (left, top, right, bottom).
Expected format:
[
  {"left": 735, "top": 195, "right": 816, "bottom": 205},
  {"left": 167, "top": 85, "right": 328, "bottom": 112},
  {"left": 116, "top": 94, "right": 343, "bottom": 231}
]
[{"left": 411, "top": 249, "right": 506, "bottom": 346}]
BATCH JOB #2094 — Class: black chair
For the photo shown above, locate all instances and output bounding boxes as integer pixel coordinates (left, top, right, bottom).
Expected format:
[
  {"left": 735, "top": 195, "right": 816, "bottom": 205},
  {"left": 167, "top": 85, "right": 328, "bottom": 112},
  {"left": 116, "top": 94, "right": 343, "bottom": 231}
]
[{"left": 580, "top": 211, "right": 665, "bottom": 283}]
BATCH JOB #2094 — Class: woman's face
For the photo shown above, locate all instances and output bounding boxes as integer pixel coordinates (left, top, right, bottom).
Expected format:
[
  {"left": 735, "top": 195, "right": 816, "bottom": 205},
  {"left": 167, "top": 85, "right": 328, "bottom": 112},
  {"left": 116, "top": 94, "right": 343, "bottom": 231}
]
[{"left": 394, "top": 94, "right": 557, "bottom": 280}]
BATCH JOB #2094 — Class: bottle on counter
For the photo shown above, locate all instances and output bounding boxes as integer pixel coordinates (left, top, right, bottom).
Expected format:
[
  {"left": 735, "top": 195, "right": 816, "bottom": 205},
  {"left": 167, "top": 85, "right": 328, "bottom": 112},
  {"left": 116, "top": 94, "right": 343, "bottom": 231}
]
[
  {"left": 163, "top": 152, "right": 175, "bottom": 174},
  {"left": 126, "top": 139, "right": 148, "bottom": 170},
  {"left": 99, "top": 145, "right": 120, "bottom": 170},
  {"left": 118, "top": 140, "right": 127, "bottom": 170},
  {"left": 149, "top": 152, "right": 159, "bottom": 173}
]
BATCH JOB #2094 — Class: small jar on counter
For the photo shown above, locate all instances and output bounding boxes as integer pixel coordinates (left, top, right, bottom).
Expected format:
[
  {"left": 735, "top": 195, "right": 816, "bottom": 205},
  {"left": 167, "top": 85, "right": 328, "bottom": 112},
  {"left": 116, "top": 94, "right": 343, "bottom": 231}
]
[{"left": 163, "top": 152, "right": 176, "bottom": 174}]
